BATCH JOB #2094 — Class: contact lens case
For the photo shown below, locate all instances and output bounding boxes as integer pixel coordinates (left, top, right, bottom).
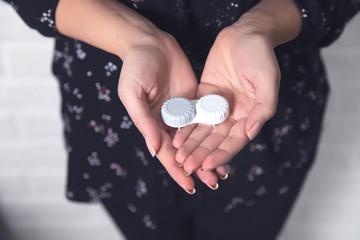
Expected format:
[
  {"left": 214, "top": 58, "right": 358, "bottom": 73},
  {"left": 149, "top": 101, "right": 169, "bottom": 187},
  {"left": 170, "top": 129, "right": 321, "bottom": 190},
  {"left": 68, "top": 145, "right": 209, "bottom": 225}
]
[{"left": 161, "top": 94, "right": 229, "bottom": 128}]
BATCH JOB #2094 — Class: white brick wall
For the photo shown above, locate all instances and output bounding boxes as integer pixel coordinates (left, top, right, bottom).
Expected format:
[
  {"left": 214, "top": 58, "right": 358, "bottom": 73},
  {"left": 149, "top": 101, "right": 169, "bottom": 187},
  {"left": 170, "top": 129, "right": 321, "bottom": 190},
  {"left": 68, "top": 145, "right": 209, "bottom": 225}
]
[{"left": 0, "top": 1, "right": 359, "bottom": 240}]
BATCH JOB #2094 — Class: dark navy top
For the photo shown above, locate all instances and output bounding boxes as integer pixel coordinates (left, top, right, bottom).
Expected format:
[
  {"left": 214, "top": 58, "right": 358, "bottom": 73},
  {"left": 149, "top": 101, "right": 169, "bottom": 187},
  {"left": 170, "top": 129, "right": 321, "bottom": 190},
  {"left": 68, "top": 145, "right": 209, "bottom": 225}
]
[{"left": 5, "top": 0, "right": 359, "bottom": 229}]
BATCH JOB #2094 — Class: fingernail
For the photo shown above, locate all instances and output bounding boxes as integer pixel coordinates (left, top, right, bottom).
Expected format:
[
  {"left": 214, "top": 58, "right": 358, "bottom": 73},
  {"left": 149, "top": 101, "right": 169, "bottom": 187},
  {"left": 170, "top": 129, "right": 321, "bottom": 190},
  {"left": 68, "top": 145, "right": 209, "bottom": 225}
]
[
  {"left": 200, "top": 167, "right": 210, "bottom": 172},
  {"left": 150, "top": 147, "right": 156, "bottom": 158},
  {"left": 247, "top": 122, "right": 262, "bottom": 140},
  {"left": 183, "top": 170, "right": 192, "bottom": 176},
  {"left": 145, "top": 136, "right": 156, "bottom": 158},
  {"left": 176, "top": 162, "right": 183, "bottom": 168},
  {"left": 185, "top": 188, "right": 196, "bottom": 195},
  {"left": 207, "top": 183, "right": 219, "bottom": 190},
  {"left": 219, "top": 173, "right": 228, "bottom": 180}
]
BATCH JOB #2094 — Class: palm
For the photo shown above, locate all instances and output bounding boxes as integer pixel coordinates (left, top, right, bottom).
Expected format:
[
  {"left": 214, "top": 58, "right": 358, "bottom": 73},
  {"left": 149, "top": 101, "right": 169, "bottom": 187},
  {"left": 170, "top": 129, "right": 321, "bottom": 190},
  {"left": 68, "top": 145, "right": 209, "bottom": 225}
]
[
  {"left": 174, "top": 27, "right": 280, "bottom": 173},
  {"left": 118, "top": 35, "right": 218, "bottom": 193}
]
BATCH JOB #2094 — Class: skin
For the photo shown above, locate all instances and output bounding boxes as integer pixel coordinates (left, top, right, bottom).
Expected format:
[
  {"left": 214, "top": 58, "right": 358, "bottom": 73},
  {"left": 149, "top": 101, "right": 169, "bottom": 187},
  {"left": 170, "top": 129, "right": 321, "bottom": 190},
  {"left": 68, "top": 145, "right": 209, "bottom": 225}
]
[
  {"left": 174, "top": 0, "right": 303, "bottom": 175},
  {"left": 55, "top": 0, "right": 301, "bottom": 194}
]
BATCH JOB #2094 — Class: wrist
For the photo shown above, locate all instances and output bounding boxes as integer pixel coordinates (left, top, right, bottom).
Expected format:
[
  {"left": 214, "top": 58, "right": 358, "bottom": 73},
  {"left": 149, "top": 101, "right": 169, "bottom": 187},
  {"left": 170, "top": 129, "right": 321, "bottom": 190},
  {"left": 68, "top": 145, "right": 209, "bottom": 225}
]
[
  {"left": 233, "top": 0, "right": 302, "bottom": 47},
  {"left": 55, "top": 0, "right": 165, "bottom": 59},
  {"left": 233, "top": 12, "right": 276, "bottom": 45},
  {"left": 223, "top": 18, "right": 273, "bottom": 52},
  {"left": 113, "top": 19, "right": 163, "bottom": 58}
]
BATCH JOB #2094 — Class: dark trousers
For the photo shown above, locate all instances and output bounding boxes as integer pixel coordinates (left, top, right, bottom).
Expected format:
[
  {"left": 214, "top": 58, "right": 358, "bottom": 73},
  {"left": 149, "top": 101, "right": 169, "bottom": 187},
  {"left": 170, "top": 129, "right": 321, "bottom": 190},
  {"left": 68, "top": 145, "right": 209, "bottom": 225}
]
[{"left": 102, "top": 181, "right": 302, "bottom": 240}]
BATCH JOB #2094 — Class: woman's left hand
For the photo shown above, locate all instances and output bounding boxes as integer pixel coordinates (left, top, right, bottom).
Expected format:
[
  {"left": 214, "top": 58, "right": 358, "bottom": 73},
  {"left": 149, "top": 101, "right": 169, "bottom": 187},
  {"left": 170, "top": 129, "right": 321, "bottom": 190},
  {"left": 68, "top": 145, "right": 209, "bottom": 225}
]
[{"left": 173, "top": 24, "right": 280, "bottom": 174}]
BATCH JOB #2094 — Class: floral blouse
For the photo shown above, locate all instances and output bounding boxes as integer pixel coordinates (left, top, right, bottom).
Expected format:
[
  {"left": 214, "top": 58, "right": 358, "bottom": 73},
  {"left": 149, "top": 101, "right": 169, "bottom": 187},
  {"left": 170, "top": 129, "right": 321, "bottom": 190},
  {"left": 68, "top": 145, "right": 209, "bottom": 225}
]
[{"left": 4, "top": 0, "right": 360, "bottom": 230}]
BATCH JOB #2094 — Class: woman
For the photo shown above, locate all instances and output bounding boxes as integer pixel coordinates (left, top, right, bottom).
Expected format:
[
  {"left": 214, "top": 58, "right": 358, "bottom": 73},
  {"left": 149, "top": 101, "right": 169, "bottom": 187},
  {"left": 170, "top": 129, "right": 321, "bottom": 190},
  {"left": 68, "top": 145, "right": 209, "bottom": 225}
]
[{"left": 4, "top": 0, "right": 359, "bottom": 239}]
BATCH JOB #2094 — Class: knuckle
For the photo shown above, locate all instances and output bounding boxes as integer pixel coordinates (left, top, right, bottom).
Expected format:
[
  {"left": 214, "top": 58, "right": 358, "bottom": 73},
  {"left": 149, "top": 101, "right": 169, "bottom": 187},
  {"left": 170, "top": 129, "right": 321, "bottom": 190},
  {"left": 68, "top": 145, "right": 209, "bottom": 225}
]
[
  {"left": 266, "top": 105, "right": 277, "bottom": 119},
  {"left": 117, "top": 87, "right": 126, "bottom": 101}
]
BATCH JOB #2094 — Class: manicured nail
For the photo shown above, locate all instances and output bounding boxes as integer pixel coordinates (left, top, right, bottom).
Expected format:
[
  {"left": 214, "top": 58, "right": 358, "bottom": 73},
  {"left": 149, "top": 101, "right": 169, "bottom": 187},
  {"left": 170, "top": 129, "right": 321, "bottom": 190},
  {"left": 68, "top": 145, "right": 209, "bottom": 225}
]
[
  {"left": 219, "top": 173, "right": 228, "bottom": 180},
  {"left": 247, "top": 122, "right": 262, "bottom": 140},
  {"left": 176, "top": 162, "right": 183, "bottom": 168},
  {"left": 144, "top": 136, "right": 156, "bottom": 158},
  {"left": 207, "top": 183, "right": 219, "bottom": 190},
  {"left": 200, "top": 167, "right": 210, "bottom": 172},
  {"left": 185, "top": 188, "right": 196, "bottom": 195},
  {"left": 183, "top": 170, "right": 192, "bottom": 176},
  {"left": 150, "top": 147, "right": 156, "bottom": 158}
]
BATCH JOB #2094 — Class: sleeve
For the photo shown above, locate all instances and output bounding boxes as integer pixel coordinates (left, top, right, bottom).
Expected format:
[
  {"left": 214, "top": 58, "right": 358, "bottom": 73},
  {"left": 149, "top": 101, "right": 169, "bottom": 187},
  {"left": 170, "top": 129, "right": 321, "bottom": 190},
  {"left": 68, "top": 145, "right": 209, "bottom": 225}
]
[
  {"left": 292, "top": 0, "right": 360, "bottom": 48},
  {"left": 3, "top": 0, "right": 60, "bottom": 37}
]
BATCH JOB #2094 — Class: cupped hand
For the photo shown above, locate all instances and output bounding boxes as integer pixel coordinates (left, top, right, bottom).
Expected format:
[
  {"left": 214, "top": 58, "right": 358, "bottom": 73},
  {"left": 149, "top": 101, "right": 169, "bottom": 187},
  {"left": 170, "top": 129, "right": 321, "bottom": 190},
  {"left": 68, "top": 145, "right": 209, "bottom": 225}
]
[
  {"left": 173, "top": 24, "right": 280, "bottom": 174},
  {"left": 118, "top": 31, "right": 222, "bottom": 193}
]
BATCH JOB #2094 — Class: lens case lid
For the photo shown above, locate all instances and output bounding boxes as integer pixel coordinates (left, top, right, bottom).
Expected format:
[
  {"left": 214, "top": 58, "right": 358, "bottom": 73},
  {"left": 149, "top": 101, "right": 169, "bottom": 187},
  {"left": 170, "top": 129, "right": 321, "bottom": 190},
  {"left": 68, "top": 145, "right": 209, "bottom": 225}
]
[{"left": 161, "top": 94, "right": 229, "bottom": 128}]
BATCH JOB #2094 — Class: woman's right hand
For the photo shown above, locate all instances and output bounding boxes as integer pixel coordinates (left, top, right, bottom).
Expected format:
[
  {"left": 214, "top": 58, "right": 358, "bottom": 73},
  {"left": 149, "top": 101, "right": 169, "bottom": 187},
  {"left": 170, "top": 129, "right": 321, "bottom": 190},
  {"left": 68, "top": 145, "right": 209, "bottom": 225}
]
[
  {"left": 56, "top": 0, "right": 223, "bottom": 193},
  {"left": 117, "top": 31, "right": 201, "bottom": 194}
]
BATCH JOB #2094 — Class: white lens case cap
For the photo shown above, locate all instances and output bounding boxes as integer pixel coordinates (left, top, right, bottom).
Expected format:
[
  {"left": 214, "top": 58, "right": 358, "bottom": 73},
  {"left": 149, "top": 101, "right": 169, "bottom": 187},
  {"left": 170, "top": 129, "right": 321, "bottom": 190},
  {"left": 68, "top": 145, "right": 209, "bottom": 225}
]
[{"left": 161, "top": 94, "right": 229, "bottom": 128}]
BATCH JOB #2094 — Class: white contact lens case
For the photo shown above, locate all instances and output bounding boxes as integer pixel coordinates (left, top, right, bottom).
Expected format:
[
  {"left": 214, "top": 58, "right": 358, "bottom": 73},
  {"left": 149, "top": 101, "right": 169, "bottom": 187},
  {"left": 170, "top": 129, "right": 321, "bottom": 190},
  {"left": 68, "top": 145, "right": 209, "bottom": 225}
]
[{"left": 161, "top": 94, "right": 229, "bottom": 128}]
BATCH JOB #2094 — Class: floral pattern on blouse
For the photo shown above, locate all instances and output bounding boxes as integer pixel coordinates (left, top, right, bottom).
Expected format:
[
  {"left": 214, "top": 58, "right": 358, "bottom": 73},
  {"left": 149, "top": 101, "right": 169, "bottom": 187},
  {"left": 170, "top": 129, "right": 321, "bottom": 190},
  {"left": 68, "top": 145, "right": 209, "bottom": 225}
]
[{"left": 4, "top": 0, "right": 360, "bottom": 229}]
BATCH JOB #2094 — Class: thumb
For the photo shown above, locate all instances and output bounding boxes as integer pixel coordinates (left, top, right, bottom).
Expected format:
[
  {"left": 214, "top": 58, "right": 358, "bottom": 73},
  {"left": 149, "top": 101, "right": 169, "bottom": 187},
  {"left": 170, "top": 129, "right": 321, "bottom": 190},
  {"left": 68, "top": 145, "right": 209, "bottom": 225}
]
[
  {"left": 118, "top": 83, "right": 161, "bottom": 157},
  {"left": 245, "top": 73, "right": 279, "bottom": 140},
  {"left": 245, "top": 103, "right": 276, "bottom": 140}
]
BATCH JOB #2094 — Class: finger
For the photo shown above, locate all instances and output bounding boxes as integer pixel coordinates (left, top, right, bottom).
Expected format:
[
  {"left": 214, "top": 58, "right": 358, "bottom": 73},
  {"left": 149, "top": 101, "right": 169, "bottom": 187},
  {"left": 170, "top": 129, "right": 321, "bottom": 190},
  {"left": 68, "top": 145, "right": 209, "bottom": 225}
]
[
  {"left": 156, "top": 130, "right": 196, "bottom": 194},
  {"left": 215, "top": 165, "right": 228, "bottom": 180},
  {"left": 194, "top": 169, "right": 219, "bottom": 190},
  {"left": 245, "top": 102, "right": 276, "bottom": 141},
  {"left": 167, "top": 128, "right": 178, "bottom": 141},
  {"left": 172, "top": 124, "right": 197, "bottom": 149},
  {"left": 182, "top": 120, "right": 233, "bottom": 174},
  {"left": 122, "top": 93, "right": 161, "bottom": 157},
  {"left": 246, "top": 70, "right": 280, "bottom": 140},
  {"left": 202, "top": 118, "right": 248, "bottom": 170},
  {"left": 182, "top": 132, "right": 225, "bottom": 174},
  {"left": 118, "top": 79, "right": 161, "bottom": 157},
  {"left": 175, "top": 124, "right": 213, "bottom": 164}
]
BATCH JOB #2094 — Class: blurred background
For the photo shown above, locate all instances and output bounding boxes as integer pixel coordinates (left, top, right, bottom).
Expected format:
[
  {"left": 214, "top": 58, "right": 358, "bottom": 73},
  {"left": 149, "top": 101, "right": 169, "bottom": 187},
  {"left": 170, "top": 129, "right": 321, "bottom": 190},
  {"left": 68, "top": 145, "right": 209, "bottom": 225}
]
[{"left": 0, "top": 2, "right": 359, "bottom": 240}]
